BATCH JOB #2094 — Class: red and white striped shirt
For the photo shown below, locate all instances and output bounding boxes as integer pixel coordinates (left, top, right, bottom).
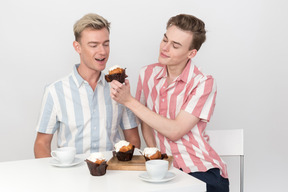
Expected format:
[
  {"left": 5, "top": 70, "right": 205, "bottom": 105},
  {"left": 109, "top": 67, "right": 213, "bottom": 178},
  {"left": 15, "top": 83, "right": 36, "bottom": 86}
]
[{"left": 136, "top": 60, "right": 228, "bottom": 178}]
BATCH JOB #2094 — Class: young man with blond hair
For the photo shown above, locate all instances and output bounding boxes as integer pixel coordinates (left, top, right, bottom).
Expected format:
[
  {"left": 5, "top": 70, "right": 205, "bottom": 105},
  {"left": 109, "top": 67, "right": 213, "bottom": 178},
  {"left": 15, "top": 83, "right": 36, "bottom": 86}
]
[
  {"left": 34, "top": 13, "right": 140, "bottom": 158},
  {"left": 110, "top": 14, "right": 229, "bottom": 191}
]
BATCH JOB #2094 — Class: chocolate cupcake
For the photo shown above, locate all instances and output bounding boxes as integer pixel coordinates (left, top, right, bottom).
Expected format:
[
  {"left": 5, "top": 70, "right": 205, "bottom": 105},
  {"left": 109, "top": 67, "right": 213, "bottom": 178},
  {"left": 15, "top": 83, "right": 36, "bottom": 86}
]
[
  {"left": 143, "top": 147, "right": 168, "bottom": 161},
  {"left": 105, "top": 65, "right": 128, "bottom": 83},
  {"left": 85, "top": 152, "right": 108, "bottom": 176},
  {"left": 114, "top": 140, "right": 135, "bottom": 161}
]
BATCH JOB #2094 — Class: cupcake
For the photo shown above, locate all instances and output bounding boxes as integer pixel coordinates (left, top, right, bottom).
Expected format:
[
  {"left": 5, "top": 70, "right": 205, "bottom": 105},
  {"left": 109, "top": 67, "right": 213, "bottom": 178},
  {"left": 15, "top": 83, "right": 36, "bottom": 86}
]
[
  {"left": 85, "top": 152, "right": 108, "bottom": 176},
  {"left": 143, "top": 147, "right": 168, "bottom": 161},
  {"left": 114, "top": 140, "right": 135, "bottom": 161},
  {"left": 105, "top": 65, "right": 128, "bottom": 83}
]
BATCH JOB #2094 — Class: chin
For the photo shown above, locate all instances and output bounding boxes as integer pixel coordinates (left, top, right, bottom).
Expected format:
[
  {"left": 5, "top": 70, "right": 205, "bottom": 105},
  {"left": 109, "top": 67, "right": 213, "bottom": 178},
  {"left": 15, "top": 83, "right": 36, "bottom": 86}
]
[
  {"left": 97, "top": 63, "right": 106, "bottom": 71},
  {"left": 158, "top": 57, "right": 168, "bottom": 65},
  {"left": 99, "top": 66, "right": 106, "bottom": 72}
]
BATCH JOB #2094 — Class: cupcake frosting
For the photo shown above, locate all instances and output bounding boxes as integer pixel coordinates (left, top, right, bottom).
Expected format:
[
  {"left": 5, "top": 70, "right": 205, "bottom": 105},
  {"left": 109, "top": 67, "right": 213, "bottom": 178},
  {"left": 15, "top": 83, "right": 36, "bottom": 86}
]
[
  {"left": 143, "top": 147, "right": 160, "bottom": 157},
  {"left": 87, "top": 152, "right": 105, "bottom": 162},
  {"left": 115, "top": 140, "right": 130, "bottom": 152},
  {"left": 109, "top": 65, "right": 121, "bottom": 72}
]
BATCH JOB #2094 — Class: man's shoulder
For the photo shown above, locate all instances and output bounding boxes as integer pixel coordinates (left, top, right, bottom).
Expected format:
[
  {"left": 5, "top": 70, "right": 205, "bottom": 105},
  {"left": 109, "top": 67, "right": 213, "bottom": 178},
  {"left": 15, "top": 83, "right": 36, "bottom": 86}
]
[
  {"left": 140, "top": 63, "right": 164, "bottom": 74},
  {"left": 146, "top": 63, "right": 164, "bottom": 69},
  {"left": 191, "top": 65, "right": 214, "bottom": 81},
  {"left": 45, "top": 72, "right": 73, "bottom": 90}
]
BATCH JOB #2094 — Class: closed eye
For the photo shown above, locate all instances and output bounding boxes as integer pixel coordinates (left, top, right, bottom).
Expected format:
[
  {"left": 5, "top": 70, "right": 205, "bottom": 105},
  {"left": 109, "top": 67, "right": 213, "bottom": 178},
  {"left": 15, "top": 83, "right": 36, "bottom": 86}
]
[{"left": 172, "top": 43, "right": 180, "bottom": 49}]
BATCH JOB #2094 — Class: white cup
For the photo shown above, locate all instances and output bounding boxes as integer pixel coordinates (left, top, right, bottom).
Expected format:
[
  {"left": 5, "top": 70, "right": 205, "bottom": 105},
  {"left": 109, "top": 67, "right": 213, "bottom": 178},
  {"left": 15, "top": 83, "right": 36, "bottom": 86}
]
[
  {"left": 145, "top": 160, "right": 168, "bottom": 180},
  {"left": 51, "top": 147, "right": 76, "bottom": 164}
]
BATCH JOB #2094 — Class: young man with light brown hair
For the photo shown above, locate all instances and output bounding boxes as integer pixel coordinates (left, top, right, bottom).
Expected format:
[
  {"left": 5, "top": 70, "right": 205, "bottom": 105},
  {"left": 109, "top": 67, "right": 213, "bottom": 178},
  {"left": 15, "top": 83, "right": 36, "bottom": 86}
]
[{"left": 110, "top": 14, "right": 229, "bottom": 191}]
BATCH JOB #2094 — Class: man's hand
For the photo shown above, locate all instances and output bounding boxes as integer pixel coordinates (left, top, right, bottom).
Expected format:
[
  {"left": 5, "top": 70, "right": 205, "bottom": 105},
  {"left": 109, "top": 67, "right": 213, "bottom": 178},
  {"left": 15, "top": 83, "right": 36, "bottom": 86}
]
[{"left": 110, "top": 79, "right": 133, "bottom": 105}]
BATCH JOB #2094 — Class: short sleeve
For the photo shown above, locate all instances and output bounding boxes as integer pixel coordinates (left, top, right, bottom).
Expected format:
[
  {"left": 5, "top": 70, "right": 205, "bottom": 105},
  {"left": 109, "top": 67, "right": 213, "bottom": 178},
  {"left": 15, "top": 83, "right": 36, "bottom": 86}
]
[
  {"left": 35, "top": 86, "right": 59, "bottom": 134},
  {"left": 120, "top": 107, "right": 138, "bottom": 130},
  {"left": 135, "top": 70, "right": 146, "bottom": 105},
  {"left": 182, "top": 75, "right": 217, "bottom": 122}
]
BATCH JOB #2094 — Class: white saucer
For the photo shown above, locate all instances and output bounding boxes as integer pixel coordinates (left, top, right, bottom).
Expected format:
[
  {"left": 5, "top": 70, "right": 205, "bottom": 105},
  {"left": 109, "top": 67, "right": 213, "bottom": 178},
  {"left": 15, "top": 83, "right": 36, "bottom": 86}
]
[
  {"left": 50, "top": 157, "right": 83, "bottom": 167},
  {"left": 138, "top": 172, "right": 176, "bottom": 183}
]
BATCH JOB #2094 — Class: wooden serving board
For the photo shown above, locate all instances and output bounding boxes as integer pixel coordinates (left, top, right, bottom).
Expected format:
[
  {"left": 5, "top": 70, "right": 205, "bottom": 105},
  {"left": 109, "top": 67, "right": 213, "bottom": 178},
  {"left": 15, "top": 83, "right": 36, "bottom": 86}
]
[{"left": 107, "top": 155, "right": 173, "bottom": 171}]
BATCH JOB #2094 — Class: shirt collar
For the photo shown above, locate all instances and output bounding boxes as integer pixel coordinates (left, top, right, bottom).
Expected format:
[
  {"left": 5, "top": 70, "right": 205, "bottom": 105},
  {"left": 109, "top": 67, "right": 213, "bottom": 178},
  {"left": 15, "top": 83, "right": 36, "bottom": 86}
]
[
  {"left": 72, "top": 64, "right": 106, "bottom": 88},
  {"left": 156, "top": 65, "right": 168, "bottom": 79},
  {"left": 177, "top": 60, "right": 193, "bottom": 83},
  {"left": 155, "top": 59, "right": 193, "bottom": 84}
]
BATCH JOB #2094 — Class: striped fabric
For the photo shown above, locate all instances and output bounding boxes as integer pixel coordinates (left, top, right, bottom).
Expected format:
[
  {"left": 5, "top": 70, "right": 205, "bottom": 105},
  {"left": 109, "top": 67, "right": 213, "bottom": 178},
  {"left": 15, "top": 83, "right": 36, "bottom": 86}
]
[
  {"left": 36, "top": 64, "right": 138, "bottom": 154},
  {"left": 135, "top": 60, "right": 228, "bottom": 178}
]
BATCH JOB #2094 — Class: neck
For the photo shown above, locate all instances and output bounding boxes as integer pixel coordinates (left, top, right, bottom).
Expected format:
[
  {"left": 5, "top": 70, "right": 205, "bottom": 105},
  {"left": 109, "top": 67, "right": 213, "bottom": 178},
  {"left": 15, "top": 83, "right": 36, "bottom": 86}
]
[
  {"left": 77, "top": 64, "right": 101, "bottom": 91},
  {"left": 166, "top": 59, "right": 189, "bottom": 84}
]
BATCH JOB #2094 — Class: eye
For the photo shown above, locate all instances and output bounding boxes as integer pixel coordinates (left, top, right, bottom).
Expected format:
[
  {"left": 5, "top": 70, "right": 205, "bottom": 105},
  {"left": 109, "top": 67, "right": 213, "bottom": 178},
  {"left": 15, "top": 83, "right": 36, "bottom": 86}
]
[
  {"left": 172, "top": 42, "right": 181, "bottom": 49},
  {"left": 173, "top": 45, "right": 180, "bottom": 49},
  {"left": 103, "top": 42, "right": 110, "bottom": 47},
  {"left": 89, "top": 44, "right": 97, "bottom": 48},
  {"left": 162, "top": 37, "right": 168, "bottom": 42}
]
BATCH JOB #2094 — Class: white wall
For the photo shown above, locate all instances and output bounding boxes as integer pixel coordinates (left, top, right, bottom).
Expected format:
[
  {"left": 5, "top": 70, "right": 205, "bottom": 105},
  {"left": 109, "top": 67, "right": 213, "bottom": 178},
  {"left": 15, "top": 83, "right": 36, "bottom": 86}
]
[{"left": 0, "top": 0, "right": 287, "bottom": 191}]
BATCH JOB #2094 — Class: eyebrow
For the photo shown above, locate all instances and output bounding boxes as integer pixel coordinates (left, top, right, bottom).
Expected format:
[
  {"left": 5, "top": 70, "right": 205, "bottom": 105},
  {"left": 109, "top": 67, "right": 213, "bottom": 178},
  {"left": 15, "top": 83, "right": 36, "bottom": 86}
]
[
  {"left": 88, "top": 40, "right": 110, "bottom": 44},
  {"left": 164, "top": 34, "right": 182, "bottom": 47}
]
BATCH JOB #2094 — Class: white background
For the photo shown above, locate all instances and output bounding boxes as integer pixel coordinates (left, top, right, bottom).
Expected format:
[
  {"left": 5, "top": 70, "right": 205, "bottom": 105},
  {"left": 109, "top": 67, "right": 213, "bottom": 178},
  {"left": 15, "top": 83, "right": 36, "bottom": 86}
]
[{"left": 0, "top": 0, "right": 287, "bottom": 191}]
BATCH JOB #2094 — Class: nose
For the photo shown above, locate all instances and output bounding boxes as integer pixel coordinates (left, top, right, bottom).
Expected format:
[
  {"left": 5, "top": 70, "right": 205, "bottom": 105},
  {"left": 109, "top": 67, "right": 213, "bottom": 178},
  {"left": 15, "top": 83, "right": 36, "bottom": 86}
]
[
  {"left": 98, "top": 45, "right": 107, "bottom": 55},
  {"left": 162, "top": 42, "right": 170, "bottom": 52}
]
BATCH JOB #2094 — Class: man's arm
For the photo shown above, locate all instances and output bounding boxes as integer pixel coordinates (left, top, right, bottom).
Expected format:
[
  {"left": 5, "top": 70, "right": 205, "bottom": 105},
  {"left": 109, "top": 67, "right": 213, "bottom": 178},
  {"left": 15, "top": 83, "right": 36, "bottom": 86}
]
[
  {"left": 123, "top": 127, "right": 141, "bottom": 149},
  {"left": 141, "top": 121, "right": 157, "bottom": 147},
  {"left": 34, "top": 132, "right": 53, "bottom": 158},
  {"left": 126, "top": 99, "right": 200, "bottom": 141},
  {"left": 111, "top": 80, "right": 200, "bottom": 141}
]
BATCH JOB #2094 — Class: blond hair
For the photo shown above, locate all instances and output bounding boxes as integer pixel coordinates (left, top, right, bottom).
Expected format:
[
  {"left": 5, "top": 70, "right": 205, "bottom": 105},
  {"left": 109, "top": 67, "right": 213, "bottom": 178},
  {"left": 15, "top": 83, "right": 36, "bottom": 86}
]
[{"left": 73, "top": 13, "right": 110, "bottom": 42}]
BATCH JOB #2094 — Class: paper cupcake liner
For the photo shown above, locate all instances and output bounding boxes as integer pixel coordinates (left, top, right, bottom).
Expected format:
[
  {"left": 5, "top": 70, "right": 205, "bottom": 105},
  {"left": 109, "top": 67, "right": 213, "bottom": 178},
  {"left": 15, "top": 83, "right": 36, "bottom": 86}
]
[
  {"left": 85, "top": 160, "right": 108, "bottom": 176},
  {"left": 114, "top": 145, "right": 135, "bottom": 161}
]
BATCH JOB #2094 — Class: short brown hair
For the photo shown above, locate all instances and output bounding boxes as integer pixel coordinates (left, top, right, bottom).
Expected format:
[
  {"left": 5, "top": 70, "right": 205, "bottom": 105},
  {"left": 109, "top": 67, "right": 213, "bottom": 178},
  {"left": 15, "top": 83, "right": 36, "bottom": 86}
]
[
  {"left": 167, "top": 14, "right": 206, "bottom": 51},
  {"left": 73, "top": 13, "right": 110, "bottom": 42}
]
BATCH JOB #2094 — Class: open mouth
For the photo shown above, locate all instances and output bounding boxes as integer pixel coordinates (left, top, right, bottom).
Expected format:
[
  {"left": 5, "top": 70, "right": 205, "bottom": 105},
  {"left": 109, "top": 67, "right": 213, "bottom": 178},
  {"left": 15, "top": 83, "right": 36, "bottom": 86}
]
[{"left": 95, "top": 58, "right": 105, "bottom": 61}]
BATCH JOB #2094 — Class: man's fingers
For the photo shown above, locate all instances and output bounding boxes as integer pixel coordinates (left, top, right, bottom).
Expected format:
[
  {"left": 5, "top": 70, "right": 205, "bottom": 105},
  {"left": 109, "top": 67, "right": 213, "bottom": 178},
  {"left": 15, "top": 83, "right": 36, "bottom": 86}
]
[
  {"left": 124, "top": 79, "right": 129, "bottom": 86},
  {"left": 111, "top": 80, "right": 124, "bottom": 91},
  {"left": 112, "top": 80, "right": 123, "bottom": 87}
]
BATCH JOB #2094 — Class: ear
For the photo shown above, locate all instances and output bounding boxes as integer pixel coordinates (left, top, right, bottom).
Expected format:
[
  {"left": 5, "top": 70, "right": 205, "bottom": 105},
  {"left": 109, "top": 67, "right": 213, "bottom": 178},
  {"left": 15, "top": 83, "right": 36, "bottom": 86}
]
[
  {"left": 188, "top": 49, "right": 197, "bottom": 59},
  {"left": 73, "top": 41, "right": 81, "bottom": 54}
]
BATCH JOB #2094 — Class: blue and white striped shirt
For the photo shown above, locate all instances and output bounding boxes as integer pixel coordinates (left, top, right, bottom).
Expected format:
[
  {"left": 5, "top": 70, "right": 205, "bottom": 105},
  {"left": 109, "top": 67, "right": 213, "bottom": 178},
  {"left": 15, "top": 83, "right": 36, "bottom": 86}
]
[{"left": 36, "top": 64, "right": 138, "bottom": 154}]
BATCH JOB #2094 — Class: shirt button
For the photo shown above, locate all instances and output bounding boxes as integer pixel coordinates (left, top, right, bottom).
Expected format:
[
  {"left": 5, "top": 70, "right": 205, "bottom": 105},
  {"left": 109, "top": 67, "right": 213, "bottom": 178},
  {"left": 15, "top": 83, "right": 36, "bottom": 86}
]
[
  {"left": 94, "top": 127, "right": 97, "bottom": 130},
  {"left": 162, "top": 99, "right": 164, "bottom": 102},
  {"left": 175, "top": 155, "right": 178, "bottom": 158}
]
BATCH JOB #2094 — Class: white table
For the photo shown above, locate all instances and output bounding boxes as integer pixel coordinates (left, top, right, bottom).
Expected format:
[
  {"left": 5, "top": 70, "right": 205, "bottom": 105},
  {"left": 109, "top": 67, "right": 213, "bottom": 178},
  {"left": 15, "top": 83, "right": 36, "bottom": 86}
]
[{"left": 0, "top": 151, "right": 205, "bottom": 192}]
